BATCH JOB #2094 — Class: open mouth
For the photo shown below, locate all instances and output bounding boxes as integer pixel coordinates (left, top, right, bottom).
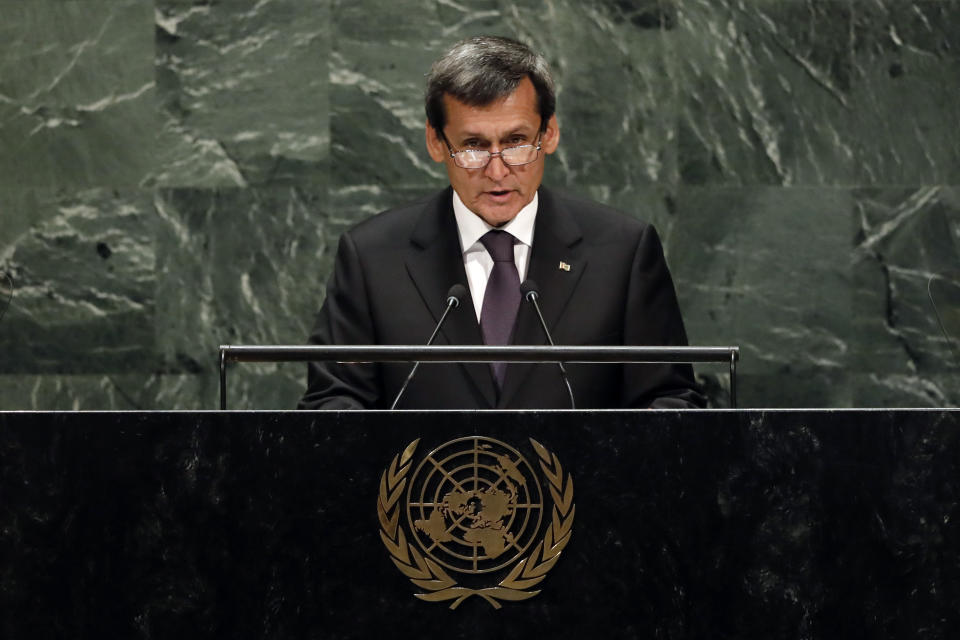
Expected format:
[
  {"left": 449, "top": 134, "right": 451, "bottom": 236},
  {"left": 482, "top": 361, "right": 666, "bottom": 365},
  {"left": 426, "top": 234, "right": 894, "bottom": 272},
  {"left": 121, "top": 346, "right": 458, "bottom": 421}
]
[{"left": 488, "top": 190, "right": 512, "bottom": 198}]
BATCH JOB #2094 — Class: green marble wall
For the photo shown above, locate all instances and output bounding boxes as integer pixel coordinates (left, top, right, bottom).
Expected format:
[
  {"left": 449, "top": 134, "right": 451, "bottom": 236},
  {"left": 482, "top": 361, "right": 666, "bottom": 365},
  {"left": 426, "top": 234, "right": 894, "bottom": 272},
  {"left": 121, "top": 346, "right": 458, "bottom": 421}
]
[{"left": 1, "top": 0, "right": 958, "bottom": 409}]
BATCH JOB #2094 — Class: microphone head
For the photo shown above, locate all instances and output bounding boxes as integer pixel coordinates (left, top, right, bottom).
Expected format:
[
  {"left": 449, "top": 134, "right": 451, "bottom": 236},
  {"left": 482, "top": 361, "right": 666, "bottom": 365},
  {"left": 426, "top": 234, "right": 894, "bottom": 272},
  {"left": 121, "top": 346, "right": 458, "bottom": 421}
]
[
  {"left": 446, "top": 283, "right": 468, "bottom": 308},
  {"left": 520, "top": 279, "right": 540, "bottom": 302}
]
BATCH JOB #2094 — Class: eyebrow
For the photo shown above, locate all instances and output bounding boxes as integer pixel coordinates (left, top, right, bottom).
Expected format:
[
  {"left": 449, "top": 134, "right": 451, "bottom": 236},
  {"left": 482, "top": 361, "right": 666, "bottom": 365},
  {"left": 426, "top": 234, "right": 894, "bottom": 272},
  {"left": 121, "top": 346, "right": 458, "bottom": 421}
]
[{"left": 456, "top": 127, "right": 535, "bottom": 142}]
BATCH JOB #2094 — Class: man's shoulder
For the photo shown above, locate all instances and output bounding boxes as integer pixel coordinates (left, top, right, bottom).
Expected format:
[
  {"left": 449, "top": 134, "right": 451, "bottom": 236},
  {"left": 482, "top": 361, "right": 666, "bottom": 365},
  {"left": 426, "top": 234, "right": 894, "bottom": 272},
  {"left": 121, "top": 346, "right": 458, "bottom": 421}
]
[
  {"left": 345, "top": 188, "right": 449, "bottom": 246},
  {"left": 540, "top": 186, "right": 654, "bottom": 240}
]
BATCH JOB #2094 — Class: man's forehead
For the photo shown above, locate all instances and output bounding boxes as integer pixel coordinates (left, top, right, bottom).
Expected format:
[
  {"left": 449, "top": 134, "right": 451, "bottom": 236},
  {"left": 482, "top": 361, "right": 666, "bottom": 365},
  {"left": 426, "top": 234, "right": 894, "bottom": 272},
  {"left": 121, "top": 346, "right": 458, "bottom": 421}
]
[
  {"left": 443, "top": 77, "right": 539, "bottom": 117},
  {"left": 442, "top": 93, "right": 540, "bottom": 138}
]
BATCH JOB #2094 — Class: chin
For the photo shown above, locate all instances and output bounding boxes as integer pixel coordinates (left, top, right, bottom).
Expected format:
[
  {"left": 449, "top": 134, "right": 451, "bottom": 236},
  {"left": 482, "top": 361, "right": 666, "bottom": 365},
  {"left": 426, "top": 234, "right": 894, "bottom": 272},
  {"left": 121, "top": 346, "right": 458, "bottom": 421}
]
[
  {"left": 477, "top": 208, "right": 520, "bottom": 227},
  {"left": 472, "top": 198, "right": 524, "bottom": 226}
]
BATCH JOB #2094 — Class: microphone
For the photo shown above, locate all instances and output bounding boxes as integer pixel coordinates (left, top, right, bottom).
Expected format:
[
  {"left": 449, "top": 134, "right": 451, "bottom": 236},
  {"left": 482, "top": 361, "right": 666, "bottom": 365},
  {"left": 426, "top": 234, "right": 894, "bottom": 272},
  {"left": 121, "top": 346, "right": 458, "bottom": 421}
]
[
  {"left": 520, "top": 279, "right": 576, "bottom": 409},
  {"left": 390, "top": 284, "right": 468, "bottom": 409}
]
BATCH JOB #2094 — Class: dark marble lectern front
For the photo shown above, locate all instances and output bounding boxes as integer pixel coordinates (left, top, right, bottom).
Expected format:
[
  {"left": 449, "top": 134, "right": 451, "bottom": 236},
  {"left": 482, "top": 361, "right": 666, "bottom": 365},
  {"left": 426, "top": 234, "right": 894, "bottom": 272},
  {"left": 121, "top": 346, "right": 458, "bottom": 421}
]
[{"left": 1, "top": 410, "right": 958, "bottom": 638}]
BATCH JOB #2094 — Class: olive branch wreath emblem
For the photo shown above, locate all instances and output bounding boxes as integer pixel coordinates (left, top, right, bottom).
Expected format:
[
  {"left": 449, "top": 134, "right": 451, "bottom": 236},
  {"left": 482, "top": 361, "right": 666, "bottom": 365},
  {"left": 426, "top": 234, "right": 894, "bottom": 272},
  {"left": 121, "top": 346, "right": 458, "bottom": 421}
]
[{"left": 376, "top": 437, "right": 575, "bottom": 609}]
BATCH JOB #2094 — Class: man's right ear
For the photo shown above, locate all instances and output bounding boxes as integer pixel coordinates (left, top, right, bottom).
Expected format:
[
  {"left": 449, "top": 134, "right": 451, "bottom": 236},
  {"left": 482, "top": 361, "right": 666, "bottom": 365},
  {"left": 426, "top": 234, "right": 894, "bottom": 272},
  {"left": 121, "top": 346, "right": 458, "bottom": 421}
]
[{"left": 425, "top": 122, "right": 447, "bottom": 163}]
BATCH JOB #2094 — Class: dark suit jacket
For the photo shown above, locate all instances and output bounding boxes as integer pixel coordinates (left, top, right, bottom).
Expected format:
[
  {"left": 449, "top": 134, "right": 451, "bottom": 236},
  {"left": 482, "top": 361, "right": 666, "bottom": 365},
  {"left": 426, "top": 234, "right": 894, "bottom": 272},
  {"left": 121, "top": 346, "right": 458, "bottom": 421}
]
[{"left": 299, "top": 186, "right": 704, "bottom": 409}]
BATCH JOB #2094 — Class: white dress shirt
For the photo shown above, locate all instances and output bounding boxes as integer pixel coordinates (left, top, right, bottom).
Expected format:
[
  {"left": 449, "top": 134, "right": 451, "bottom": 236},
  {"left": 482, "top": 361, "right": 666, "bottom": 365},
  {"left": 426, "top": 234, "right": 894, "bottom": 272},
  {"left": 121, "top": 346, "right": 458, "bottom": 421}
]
[{"left": 452, "top": 190, "right": 538, "bottom": 321}]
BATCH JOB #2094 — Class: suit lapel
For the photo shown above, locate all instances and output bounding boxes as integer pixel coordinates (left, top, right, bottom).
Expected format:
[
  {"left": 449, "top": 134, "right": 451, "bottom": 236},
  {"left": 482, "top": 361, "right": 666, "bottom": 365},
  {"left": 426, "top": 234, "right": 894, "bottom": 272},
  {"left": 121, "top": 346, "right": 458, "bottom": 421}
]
[
  {"left": 499, "top": 188, "right": 587, "bottom": 407},
  {"left": 405, "top": 188, "right": 497, "bottom": 407}
]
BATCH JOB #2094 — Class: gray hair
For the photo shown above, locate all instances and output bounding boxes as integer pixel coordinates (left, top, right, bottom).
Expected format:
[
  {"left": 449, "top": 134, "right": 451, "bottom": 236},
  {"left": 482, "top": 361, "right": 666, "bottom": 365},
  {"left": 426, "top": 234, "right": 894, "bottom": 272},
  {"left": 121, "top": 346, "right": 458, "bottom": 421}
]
[{"left": 425, "top": 36, "right": 556, "bottom": 135}]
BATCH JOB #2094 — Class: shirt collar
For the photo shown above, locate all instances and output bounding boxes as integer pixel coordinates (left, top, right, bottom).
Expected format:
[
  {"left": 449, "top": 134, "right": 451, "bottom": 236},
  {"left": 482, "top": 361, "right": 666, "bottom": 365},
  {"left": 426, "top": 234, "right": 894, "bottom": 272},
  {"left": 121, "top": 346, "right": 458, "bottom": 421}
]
[{"left": 452, "top": 189, "right": 538, "bottom": 253}]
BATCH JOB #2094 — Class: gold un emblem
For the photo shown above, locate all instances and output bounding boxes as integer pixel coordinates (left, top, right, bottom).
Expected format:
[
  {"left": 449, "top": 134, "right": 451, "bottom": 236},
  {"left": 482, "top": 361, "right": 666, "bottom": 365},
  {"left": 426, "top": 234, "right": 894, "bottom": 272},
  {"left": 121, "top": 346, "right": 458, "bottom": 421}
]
[{"left": 377, "top": 436, "right": 575, "bottom": 609}]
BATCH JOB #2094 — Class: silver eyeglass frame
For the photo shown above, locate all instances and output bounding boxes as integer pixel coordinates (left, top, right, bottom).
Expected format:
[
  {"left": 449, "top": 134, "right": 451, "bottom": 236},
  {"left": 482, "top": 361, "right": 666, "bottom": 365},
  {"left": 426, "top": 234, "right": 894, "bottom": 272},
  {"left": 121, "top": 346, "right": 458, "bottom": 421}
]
[{"left": 441, "top": 133, "right": 543, "bottom": 169}]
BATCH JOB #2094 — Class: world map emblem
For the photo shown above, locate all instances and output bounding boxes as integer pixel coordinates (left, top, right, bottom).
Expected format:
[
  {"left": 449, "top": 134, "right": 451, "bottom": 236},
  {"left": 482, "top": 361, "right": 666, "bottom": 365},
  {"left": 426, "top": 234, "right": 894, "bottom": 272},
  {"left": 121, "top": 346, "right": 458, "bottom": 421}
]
[{"left": 377, "top": 436, "right": 575, "bottom": 609}]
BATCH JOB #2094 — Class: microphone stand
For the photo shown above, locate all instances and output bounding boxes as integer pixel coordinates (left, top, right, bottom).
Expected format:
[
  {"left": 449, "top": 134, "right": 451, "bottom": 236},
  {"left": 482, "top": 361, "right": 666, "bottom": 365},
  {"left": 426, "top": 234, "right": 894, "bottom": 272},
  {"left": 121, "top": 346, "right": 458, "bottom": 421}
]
[
  {"left": 522, "top": 282, "right": 576, "bottom": 409},
  {"left": 390, "top": 285, "right": 465, "bottom": 409}
]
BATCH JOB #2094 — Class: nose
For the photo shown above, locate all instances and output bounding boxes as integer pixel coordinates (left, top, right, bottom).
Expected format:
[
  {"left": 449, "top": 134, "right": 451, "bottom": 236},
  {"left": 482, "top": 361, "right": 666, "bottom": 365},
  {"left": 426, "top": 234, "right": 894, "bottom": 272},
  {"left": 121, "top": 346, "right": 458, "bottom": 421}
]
[{"left": 484, "top": 150, "right": 510, "bottom": 180}]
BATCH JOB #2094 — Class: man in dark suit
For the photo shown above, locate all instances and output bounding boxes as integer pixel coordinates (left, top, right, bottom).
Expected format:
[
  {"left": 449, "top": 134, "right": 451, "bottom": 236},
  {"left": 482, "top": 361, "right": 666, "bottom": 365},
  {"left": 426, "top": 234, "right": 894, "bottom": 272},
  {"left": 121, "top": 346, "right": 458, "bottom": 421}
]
[{"left": 300, "top": 36, "right": 704, "bottom": 410}]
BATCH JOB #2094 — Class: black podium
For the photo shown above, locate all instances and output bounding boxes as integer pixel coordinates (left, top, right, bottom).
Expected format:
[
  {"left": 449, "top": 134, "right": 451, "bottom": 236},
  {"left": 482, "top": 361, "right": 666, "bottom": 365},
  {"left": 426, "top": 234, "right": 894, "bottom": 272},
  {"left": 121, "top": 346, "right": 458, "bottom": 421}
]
[{"left": 1, "top": 409, "right": 958, "bottom": 638}]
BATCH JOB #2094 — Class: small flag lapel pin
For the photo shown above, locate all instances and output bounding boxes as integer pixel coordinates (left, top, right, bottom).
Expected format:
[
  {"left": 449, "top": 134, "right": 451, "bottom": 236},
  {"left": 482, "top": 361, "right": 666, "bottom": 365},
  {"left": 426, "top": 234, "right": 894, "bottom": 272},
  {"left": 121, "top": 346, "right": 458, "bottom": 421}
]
[{"left": 559, "top": 261, "right": 571, "bottom": 272}]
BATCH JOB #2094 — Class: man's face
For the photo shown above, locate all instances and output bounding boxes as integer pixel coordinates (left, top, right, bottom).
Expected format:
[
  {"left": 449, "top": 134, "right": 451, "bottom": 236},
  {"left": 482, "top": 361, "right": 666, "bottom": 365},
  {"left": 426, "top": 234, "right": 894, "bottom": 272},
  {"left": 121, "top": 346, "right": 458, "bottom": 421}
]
[{"left": 426, "top": 77, "right": 559, "bottom": 227}]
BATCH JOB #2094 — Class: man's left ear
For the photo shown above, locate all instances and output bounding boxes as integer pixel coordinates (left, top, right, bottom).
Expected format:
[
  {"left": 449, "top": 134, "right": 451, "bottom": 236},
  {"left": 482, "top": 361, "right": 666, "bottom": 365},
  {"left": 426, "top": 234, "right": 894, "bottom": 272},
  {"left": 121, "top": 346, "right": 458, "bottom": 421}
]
[{"left": 541, "top": 115, "right": 559, "bottom": 155}]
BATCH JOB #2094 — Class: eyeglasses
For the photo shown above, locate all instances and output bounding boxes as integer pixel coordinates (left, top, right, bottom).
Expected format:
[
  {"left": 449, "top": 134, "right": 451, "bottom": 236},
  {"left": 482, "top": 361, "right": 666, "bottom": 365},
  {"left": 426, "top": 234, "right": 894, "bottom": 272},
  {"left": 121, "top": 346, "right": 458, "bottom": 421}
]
[{"left": 442, "top": 134, "right": 542, "bottom": 169}]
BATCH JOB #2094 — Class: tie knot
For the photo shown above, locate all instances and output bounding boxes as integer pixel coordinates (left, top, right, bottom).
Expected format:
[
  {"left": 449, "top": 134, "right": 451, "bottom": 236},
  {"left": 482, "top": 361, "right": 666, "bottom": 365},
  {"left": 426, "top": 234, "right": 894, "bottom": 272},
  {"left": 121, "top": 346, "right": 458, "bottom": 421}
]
[{"left": 480, "top": 230, "right": 516, "bottom": 262}]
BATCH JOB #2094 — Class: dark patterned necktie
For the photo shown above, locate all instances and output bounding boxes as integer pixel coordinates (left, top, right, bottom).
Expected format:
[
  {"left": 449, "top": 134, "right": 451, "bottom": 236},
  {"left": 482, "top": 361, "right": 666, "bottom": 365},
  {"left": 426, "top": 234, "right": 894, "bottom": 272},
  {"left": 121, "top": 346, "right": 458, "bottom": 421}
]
[{"left": 479, "top": 230, "right": 521, "bottom": 388}]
